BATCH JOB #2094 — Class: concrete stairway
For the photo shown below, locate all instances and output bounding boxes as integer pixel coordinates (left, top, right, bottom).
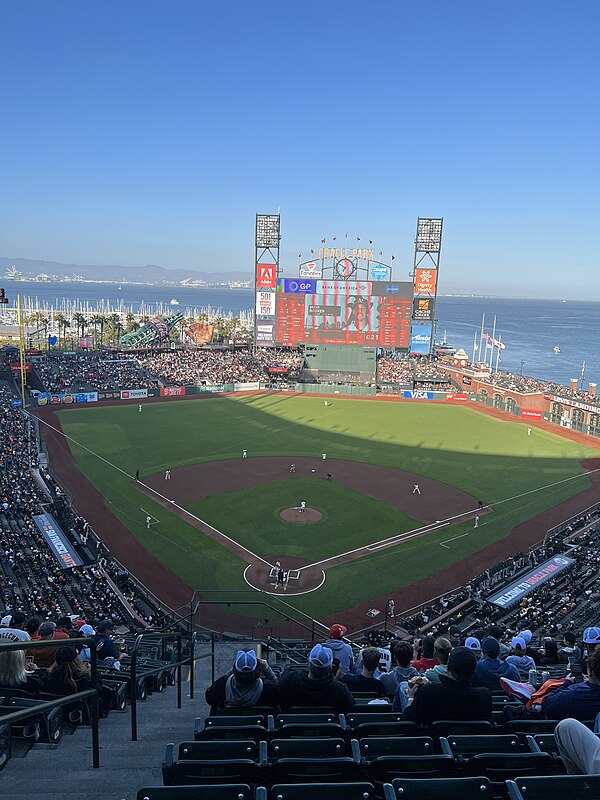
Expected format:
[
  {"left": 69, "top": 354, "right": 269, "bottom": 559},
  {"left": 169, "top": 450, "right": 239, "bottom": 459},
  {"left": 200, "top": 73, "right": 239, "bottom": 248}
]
[{"left": 0, "top": 644, "right": 228, "bottom": 800}]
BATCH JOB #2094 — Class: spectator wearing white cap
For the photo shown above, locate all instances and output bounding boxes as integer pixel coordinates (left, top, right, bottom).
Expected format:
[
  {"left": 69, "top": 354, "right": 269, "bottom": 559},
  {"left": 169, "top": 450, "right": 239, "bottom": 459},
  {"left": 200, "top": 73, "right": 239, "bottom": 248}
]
[
  {"left": 205, "top": 649, "right": 278, "bottom": 714},
  {"left": 464, "top": 637, "right": 482, "bottom": 658},
  {"left": 279, "top": 643, "right": 355, "bottom": 714},
  {"left": 0, "top": 611, "right": 30, "bottom": 643},
  {"left": 506, "top": 636, "right": 536, "bottom": 675}
]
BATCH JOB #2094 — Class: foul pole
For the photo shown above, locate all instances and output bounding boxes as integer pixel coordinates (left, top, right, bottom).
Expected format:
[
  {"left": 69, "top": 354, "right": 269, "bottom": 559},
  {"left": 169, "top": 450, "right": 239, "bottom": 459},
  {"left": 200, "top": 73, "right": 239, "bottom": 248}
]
[{"left": 17, "top": 295, "right": 27, "bottom": 409}]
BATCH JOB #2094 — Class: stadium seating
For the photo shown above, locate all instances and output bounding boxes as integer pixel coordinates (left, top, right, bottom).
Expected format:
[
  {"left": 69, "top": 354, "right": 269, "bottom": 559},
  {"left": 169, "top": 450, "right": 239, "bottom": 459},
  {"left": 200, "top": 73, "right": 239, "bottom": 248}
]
[
  {"left": 162, "top": 741, "right": 265, "bottom": 786},
  {"left": 506, "top": 775, "right": 600, "bottom": 800},
  {"left": 384, "top": 777, "right": 494, "bottom": 800}
]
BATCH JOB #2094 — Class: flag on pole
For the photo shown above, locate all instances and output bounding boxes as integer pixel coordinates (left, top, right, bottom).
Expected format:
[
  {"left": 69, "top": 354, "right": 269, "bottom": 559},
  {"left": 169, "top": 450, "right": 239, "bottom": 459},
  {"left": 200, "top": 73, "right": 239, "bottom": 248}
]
[
  {"left": 391, "top": 255, "right": 395, "bottom": 261},
  {"left": 357, "top": 236, "right": 361, "bottom": 241},
  {"left": 321, "top": 238, "right": 325, "bottom": 244},
  {"left": 332, "top": 236, "right": 337, "bottom": 241}
]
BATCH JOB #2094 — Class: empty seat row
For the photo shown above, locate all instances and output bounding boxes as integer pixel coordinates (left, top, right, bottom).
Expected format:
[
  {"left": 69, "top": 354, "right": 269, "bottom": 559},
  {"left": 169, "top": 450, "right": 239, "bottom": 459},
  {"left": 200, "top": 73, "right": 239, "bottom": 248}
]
[{"left": 138, "top": 776, "right": 600, "bottom": 800}]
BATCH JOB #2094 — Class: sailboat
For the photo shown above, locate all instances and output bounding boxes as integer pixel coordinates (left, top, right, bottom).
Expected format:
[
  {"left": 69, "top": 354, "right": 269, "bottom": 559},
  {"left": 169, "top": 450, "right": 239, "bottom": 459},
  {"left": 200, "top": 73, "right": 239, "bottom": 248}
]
[{"left": 553, "top": 345, "right": 560, "bottom": 354}]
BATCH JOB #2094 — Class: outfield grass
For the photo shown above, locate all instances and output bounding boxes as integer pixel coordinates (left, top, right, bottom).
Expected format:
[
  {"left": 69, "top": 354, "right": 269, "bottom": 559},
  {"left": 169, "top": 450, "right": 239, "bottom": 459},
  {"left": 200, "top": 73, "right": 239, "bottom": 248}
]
[
  {"left": 58, "top": 394, "right": 598, "bottom": 616},
  {"left": 187, "top": 478, "right": 420, "bottom": 560}
]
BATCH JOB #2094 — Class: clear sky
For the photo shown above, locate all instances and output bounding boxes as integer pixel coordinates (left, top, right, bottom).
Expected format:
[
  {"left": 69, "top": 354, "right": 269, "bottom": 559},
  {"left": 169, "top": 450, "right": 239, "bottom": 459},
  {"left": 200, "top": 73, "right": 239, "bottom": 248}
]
[{"left": 1, "top": 1, "right": 599, "bottom": 298}]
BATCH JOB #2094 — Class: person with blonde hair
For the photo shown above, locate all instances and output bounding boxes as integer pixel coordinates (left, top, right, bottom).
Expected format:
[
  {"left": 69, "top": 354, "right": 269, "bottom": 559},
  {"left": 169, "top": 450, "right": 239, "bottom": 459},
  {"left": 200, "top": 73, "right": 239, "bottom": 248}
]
[
  {"left": 424, "top": 637, "right": 452, "bottom": 684},
  {"left": 0, "top": 648, "right": 46, "bottom": 695}
]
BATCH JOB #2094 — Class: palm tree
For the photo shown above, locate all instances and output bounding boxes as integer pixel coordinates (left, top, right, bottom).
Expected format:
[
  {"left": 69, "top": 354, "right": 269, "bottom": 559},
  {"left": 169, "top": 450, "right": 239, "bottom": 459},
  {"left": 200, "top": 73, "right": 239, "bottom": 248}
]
[
  {"left": 72, "top": 312, "right": 88, "bottom": 339},
  {"left": 55, "top": 314, "right": 70, "bottom": 345}
]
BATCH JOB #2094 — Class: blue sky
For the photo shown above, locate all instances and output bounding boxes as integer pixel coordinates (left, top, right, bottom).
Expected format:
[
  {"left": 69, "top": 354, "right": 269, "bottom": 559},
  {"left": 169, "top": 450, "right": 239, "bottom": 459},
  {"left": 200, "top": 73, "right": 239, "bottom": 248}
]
[{"left": 1, "top": 1, "right": 599, "bottom": 298}]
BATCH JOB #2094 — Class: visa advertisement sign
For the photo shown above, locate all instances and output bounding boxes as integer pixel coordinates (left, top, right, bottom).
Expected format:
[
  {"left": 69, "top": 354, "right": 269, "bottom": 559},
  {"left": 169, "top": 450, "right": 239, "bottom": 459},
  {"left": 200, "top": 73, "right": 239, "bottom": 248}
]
[{"left": 410, "top": 324, "right": 432, "bottom": 354}]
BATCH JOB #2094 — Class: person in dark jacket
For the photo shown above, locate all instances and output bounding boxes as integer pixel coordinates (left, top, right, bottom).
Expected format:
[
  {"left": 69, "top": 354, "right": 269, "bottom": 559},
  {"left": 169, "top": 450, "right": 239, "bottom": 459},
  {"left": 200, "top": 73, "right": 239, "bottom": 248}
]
[
  {"left": 341, "top": 647, "right": 386, "bottom": 696},
  {"left": 279, "top": 643, "right": 355, "bottom": 714},
  {"left": 44, "top": 646, "right": 92, "bottom": 695},
  {"left": 404, "top": 646, "right": 492, "bottom": 725},
  {"left": 540, "top": 647, "right": 600, "bottom": 721},
  {"left": 205, "top": 649, "right": 279, "bottom": 714},
  {"left": 474, "top": 636, "right": 520, "bottom": 691}
]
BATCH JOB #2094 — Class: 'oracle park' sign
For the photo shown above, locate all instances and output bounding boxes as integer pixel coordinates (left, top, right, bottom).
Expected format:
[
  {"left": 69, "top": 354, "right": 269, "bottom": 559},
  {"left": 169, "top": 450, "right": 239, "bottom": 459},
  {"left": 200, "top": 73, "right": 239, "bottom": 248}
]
[{"left": 487, "top": 556, "right": 574, "bottom": 608}]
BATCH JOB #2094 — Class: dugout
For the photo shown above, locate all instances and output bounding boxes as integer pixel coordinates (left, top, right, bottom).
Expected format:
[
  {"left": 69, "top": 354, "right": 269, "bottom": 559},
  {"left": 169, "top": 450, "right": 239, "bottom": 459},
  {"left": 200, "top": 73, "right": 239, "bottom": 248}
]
[{"left": 302, "top": 344, "right": 376, "bottom": 383}]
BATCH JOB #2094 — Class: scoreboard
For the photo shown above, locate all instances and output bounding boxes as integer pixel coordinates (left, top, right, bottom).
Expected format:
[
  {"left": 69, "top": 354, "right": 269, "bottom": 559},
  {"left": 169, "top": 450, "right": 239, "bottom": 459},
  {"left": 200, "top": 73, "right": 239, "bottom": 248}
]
[{"left": 261, "top": 278, "right": 412, "bottom": 348}]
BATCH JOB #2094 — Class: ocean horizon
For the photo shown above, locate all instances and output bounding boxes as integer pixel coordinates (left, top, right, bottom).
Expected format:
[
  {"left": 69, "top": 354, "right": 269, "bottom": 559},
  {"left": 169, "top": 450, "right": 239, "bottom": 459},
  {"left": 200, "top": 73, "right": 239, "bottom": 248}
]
[{"left": 2, "top": 281, "right": 598, "bottom": 387}]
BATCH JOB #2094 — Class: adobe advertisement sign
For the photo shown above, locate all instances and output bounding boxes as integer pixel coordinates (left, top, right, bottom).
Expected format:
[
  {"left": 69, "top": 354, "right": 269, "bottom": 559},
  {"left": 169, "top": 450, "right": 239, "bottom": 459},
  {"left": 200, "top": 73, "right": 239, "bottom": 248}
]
[
  {"left": 414, "top": 268, "right": 437, "bottom": 295},
  {"left": 34, "top": 513, "right": 83, "bottom": 569},
  {"left": 487, "top": 556, "right": 575, "bottom": 608},
  {"left": 256, "top": 263, "right": 276, "bottom": 288}
]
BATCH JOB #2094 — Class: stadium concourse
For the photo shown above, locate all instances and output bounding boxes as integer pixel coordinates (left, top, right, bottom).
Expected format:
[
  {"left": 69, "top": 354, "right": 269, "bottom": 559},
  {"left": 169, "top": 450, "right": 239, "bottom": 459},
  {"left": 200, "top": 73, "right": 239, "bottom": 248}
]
[{"left": 3, "top": 348, "right": 600, "bottom": 792}]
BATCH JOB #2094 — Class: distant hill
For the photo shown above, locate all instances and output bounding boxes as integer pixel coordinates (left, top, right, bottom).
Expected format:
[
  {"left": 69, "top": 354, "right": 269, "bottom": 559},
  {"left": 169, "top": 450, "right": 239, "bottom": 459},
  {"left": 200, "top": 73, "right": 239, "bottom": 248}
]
[{"left": 0, "top": 256, "right": 252, "bottom": 283}]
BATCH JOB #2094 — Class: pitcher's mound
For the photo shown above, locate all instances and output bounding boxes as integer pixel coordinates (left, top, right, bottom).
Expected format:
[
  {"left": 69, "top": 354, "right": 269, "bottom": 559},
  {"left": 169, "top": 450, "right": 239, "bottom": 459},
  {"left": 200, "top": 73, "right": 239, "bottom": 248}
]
[{"left": 280, "top": 507, "right": 322, "bottom": 524}]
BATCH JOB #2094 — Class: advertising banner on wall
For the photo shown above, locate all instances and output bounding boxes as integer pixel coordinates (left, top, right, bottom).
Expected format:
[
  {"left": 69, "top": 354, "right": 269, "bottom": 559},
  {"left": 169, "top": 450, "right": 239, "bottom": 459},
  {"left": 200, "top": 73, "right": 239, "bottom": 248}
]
[
  {"left": 299, "top": 262, "right": 323, "bottom": 279},
  {"left": 36, "top": 392, "right": 98, "bottom": 406},
  {"left": 403, "top": 390, "right": 434, "bottom": 400},
  {"left": 410, "top": 324, "right": 433, "bottom": 354},
  {"left": 487, "top": 556, "right": 575, "bottom": 608},
  {"left": 414, "top": 268, "right": 437, "bottom": 295},
  {"left": 256, "top": 263, "right": 277, "bottom": 288},
  {"left": 256, "top": 290, "right": 276, "bottom": 316},
  {"left": 445, "top": 393, "right": 468, "bottom": 400},
  {"left": 256, "top": 321, "right": 275, "bottom": 345},
  {"left": 521, "top": 409, "right": 543, "bottom": 418},
  {"left": 233, "top": 382, "right": 261, "bottom": 392},
  {"left": 412, "top": 297, "right": 433, "bottom": 320},
  {"left": 160, "top": 386, "right": 185, "bottom": 397},
  {"left": 121, "top": 389, "right": 148, "bottom": 400},
  {"left": 34, "top": 513, "right": 83, "bottom": 569}
]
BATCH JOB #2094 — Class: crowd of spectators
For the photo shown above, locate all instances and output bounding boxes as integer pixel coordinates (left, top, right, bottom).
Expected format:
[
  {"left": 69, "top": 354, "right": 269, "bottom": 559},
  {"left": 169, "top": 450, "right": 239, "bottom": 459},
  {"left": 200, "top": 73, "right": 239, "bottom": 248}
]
[
  {"left": 32, "top": 352, "right": 156, "bottom": 393},
  {"left": 474, "top": 369, "right": 600, "bottom": 408},
  {"left": 377, "top": 354, "right": 450, "bottom": 385}
]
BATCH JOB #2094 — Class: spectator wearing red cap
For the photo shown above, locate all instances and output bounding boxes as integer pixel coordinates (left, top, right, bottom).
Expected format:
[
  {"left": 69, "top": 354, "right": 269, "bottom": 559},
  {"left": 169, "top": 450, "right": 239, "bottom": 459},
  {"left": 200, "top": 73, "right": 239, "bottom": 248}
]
[{"left": 324, "top": 624, "right": 355, "bottom": 674}]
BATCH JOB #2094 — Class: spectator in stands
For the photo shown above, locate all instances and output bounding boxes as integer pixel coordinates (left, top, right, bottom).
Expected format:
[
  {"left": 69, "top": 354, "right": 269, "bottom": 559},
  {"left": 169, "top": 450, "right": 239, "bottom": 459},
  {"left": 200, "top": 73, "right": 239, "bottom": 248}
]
[
  {"left": 380, "top": 641, "right": 418, "bottom": 696},
  {"left": 54, "top": 616, "right": 73, "bottom": 640},
  {"left": 558, "top": 631, "right": 582, "bottom": 664},
  {"left": 520, "top": 629, "right": 543, "bottom": 664},
  {"left": 205, "top": 649, "right": 279, "bottom": 714},
  {"left": 487, "top": 624, "right": 510, "bottom": 659},
  {"left": 279, "top": 644, "right": 355, "bottom": 714},
  {"left": 32, "top": 621, "right": 59, "bottom": 668},
  {"left": 474, "top": 636, "right": 520, "bottom": 691},
  {"left": 323, "top": 623, "right": 355, "bottom": 674},
  {"left": 25, "top": 617, "right": 42, "bottom": 641},
  {"left": 93, "top": 620, "right": 124, "bottom": 664},
  {"left": 423, "top": 637, "right": 452, "bottom": 684},
  {"left": 0, "top": 648, "right": 46, "bottom": 695},
  {"left": 340, "top": 647, "right": 386, "bottom": 696},
  {"left": 0, "top": 611, "right": 30, "bottom": 642},
  {"left": 44, "top": 646, "right": 92, "bottom": 695},
  {"left": 540, "top": 638, "right": 560, "bottom": 666},
  {"left": 555, "top": 717, "right": 600, "bottom": 774},
  {"left": 465, "top": 636, "right": 482, "bottom": 657},
  {"left": 403, "top": 646, "right": 492, "bottom": 725},
  {"left": 411, "top": 635, "right": 439, "bottom": 672},
  {"left": 506, "top": 636, "right": 536, "bottom": 675},
  {"left": 540, "top": 647, "right": 600, "bottom": 721}
]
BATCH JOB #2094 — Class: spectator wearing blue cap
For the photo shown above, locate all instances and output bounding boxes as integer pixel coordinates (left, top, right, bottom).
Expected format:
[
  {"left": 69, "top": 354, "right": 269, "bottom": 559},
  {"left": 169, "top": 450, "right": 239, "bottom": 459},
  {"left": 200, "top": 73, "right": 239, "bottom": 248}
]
[
  {"left": 474, "top": 637, "right": 520, "bottom": 692},
  {"left": 279, "top": 643, "right": 355, "bottom": 714},
  {"left": 519, "top": 629, "right": 543, "bottom": 665},
  {"left": 205, "top": 649, "right": 278, "bottom": 714},
  {"left": 506, "top": 636, "right": 536, "bottom": 676}
]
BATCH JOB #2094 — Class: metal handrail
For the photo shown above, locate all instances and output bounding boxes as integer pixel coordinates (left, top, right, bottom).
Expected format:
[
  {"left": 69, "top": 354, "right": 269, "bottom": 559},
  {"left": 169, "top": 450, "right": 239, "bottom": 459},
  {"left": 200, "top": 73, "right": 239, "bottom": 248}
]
[
  {"left": 0, "top": 637, "right": 101, "bottom": 767},
  {"left": 129, "top": 629, "right": 196, "bottom": 741}
]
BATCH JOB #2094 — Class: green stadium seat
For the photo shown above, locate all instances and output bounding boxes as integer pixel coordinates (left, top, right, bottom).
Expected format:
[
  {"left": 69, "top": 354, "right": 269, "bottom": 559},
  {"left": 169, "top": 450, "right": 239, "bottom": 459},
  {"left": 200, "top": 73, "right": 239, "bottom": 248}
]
[
  {"left": 359, "top": 736, "right": 436, "bottom": 759},
  {"left": 498, "top": 719, "right": 559, "bottom": 735},
  {"left": 344, "top": 706, "right": 404, "bottom": 729},
  {"left": 366, "top": 754, "right": 456, "bottom": 784},
  {"left": 219, "top": 707, "right": 277, "bottom": 717},
  {"left": 348, "top": 721, "right": 419, "bottom": 738},
  {"left": 275, "top": 722, "right": 346, "bottom": 739},
  {"left": 464, "top": 752, "right": 553, "bottom": 782},
  {"left": 1, "top": 699, "right": 62, "bottom": 744},
  {"left": 267, "top": 737, "right": 360, "bottom": 784},
  {"left": 383, "top": 777, "right": 493, "bottom": 800},
  {"left": 275, "top": 713, "right": 338, "bottom": 726},
  {"left": 425, "top": 720, "right": 493, "bottom": 738},
  {"left": 137, "top": 786, "right": 253, "bottom": 800},
  {"left": 195, "top": 717, "right": 270, "bottom": 743},
  {"left": 285, "top": 707, "right": 336, "bottom": 715},
  {"left": 440, "top": 734, "right": 538, "bottom": 757},
  {"left": 506, "top": 775, "right": 600, "bottom": 800},
  {"left": 268, "top": 783, "right": 377, "bottom": 800},
  {"left": 162, "top": 740, "right": 265, "bottom": 786}
]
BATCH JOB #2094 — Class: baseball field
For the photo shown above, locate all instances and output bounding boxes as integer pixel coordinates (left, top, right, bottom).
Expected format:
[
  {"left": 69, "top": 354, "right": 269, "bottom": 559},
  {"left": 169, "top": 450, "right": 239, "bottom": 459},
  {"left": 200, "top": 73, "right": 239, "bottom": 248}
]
[{"left": 52, "top": 393, "right": 599, "bottom": 625}]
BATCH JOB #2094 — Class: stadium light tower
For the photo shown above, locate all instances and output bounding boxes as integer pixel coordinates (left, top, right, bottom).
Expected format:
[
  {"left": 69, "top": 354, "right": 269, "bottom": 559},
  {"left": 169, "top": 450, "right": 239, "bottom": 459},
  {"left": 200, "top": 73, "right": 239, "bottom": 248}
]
[{"left": 254, "top": 213, "right": 281, "bottom": 349}]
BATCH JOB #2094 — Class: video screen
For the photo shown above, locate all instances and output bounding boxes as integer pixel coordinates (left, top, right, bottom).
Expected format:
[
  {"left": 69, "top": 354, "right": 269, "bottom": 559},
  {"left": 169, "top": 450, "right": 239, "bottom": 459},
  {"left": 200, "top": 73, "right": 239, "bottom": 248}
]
[{"left": 274, "top": 279, "right": 412, "bottom": 347}]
